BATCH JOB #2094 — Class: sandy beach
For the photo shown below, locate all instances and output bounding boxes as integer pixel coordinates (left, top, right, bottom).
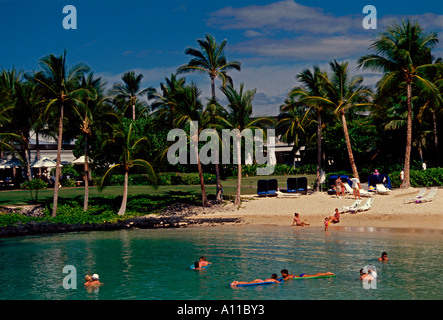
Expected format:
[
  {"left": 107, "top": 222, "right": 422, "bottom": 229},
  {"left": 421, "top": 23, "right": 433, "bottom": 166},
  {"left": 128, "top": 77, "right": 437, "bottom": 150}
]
[{"left": 190, "top": 187, "right": 443, "bottom": 231}]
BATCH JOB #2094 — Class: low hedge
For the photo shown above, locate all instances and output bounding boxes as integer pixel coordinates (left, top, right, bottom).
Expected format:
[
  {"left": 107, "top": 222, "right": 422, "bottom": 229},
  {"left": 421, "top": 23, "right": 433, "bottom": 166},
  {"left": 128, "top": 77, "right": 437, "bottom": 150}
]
[
  {"left": 99, "top": 172, "right": 216, "bottom": 186},
  {"left": 390, "top": 168, "right": 443, "bottom": 188}
]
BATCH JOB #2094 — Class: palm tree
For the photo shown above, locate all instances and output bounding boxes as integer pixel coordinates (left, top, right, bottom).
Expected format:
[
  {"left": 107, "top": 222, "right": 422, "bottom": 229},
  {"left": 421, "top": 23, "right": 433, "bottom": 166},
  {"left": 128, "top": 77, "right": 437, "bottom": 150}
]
[
  {"left": 177, "top": 34, "right": 241, "bottom": 201},
  {"left": 358, "top": 19, "right": 441, "bottom": 188},
  {"left": 417, "top": 57, "right": 443, "bottom": 166},
  {"left": 33, "top": 50, "right": 93, "bottom": 216},
  {"left": 112, "top": 71, "right": 154, "bottom": 120},
  {"left": 150, "top": 73, "right": 186, "bottom": 129},
  {"left": 277, "top": 97, "right": 310, "bottom": 167},
  {"left": 174, "top": 83, "right": 209, "bottom": 207},
  {"left": 220, "top": 83, "right": 273, "bottom": 206},
  {"left": 99, "top": 117, "right": 157, "bottom": 215},
  {"left": 310, "top": 60, "right": 372, "bottom": 180},
  {"left": 289, "top": 66, "right": 328, "bottom": 191}
]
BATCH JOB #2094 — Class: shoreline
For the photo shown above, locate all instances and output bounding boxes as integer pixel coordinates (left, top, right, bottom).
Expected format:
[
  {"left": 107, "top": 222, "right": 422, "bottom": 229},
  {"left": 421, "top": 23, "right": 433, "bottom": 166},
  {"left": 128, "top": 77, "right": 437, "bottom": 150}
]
[
  {"left": 188, "top": 187, "right": 443, "bottom": 231},
  {"left": 1, "top": 187, "right": 441, "bottom": 237}
]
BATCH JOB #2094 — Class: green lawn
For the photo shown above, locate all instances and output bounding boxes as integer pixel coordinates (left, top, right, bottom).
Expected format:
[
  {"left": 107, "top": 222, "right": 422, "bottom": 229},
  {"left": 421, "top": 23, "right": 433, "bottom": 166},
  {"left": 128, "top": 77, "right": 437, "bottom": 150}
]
[{"left": 0, "top": 174, "right": 315, "bottom": 206}]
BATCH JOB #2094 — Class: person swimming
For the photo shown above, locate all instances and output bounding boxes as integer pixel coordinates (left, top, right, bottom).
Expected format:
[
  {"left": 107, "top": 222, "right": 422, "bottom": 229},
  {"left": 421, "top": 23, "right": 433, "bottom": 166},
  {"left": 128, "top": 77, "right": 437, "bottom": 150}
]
[
  {"left": 378, "top": 252, "right": 389, "bottom": 261},
  {"left": 198, "top": 256, "right": 212, "bottom": 267},
  {"left": 281, "top": 269, "right": 334, "bottom": 279},
  {"left": 230, "top": 274, "right": 281, "bottom": 287}
]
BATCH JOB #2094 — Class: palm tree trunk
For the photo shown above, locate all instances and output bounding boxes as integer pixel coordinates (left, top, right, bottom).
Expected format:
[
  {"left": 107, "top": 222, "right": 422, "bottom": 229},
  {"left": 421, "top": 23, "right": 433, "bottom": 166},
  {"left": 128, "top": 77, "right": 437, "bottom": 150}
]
[
  {"left": 83, "top": 135, "right": 89, "bottom": 211},
  {"left": 315, "top": 110, "right": 322, "bottom": 192},
  {"left": 432, "top": 111, "right": 439, "bottom": 166},
  {"left": 235, "top": 137, "right": 242, "bottom": 206},
  {"left": 118, "top": 169, "right": 129, "bottom": 215},
  {"left": 211, "top": 76, "right": 223, "bottom": 202},
  {"left": 132, "top": 103, "right": 136, "bottom": 121},
  {"left": 341, "top": 112, "right": 359, "bottom": 180},
  {"left": 197, "top": 155, "right": 209, "bottom": 207},
  {"left": 52, "top": 103, "right": 64, "bottom": 217},
  {"left": 401, "top": 82, "right": 413, "bottom": 188}
]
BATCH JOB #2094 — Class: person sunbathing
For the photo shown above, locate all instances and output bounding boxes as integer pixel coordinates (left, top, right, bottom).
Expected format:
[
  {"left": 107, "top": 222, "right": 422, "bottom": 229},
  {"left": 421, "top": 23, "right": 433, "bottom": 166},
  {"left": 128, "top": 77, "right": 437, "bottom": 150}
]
[
  {"left": 281, "top": 269, "right": 334, "bottom": 279},
  {"left": 230, "top": 274, "right": 281, "bottom": 287}
]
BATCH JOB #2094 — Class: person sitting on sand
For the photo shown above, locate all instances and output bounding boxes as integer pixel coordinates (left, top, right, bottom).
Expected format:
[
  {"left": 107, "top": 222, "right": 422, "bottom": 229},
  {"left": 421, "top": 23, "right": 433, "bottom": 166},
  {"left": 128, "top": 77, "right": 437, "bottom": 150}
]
[
  {"left": 329, "top": 208, "right": 340, "bottom": 224},
  {"left": 377, "top": 252, "right": 389, "bottom": 261},
  {"left": 231, "top": 274, "right": 281, "bottom": 287},
  {"left": 198, "top": 256, "right": 212, "bottom": 268},
  {"left": 281, "top": 269, "right": 335, "bottom": 279},
  {"left": 292, "top": 212, "right": 310, "bottom": 227}
]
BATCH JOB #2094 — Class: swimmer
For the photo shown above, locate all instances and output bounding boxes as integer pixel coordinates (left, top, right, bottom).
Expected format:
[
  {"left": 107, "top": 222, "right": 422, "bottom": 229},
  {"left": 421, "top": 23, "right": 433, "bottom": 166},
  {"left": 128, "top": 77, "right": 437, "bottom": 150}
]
[
  {"left": 281, "top": 269, "right": 334, "bottom": 279},
  {"left": 231, "top": 274, "right": 281, "bottom": 287},
  {"left": 292, "top": 212, "right": 310, "bottom": 227},
  {"left": 360, "top": 269, "right": 374, "bottom": 281},
  {"left": 378, "top": 252, "right": 389, "bottom": 261},
  {"left": 84, "top": 274, "right": 93, "bottom": 286},
  {"left": 90, "top": 274, "right": 103, "bottom": 286},
  {"left": 198, "top": 256, "right": 212, "bottom": 267}
]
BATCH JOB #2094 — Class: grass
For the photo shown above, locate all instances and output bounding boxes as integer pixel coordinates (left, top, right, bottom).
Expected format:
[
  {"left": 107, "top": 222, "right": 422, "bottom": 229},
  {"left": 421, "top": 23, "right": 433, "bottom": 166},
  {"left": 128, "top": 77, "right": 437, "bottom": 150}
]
[{"left": 0, "top": 174, "right": 316, "bottom": 206}]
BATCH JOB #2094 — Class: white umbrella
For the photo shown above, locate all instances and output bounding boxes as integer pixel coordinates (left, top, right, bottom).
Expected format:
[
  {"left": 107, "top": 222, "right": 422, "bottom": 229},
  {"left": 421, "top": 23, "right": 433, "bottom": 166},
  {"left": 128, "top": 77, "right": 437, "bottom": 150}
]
[
  {"left": 0, "top": 158, "right": 23, "bottom": 169},
  {"left": 31, "top": 157, "right": 60, "bottom": 168},
  {"left": 72, "top": 156, "right": 93, "bottom": 165}
]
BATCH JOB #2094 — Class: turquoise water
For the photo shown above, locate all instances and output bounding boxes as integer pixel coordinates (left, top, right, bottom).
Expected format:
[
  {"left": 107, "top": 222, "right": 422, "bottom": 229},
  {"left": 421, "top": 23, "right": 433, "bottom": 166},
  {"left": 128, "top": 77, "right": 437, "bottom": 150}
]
[{"left": 0, "top": 225, "right": 442, "bottom": 300}]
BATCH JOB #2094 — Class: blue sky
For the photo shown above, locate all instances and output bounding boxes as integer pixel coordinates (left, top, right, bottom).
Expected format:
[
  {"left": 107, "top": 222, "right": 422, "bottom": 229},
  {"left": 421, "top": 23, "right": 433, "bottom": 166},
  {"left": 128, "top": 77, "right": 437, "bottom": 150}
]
[{"left": 1, "top": 0, "right": 442, "bottom": 115}]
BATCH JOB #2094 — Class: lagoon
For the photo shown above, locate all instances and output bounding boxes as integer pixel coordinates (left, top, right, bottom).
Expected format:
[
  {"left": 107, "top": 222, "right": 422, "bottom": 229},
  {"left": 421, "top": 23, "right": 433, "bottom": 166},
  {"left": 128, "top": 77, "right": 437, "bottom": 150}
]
[{"left": 0, "top": 225, "right": 442, "bottom": 300}]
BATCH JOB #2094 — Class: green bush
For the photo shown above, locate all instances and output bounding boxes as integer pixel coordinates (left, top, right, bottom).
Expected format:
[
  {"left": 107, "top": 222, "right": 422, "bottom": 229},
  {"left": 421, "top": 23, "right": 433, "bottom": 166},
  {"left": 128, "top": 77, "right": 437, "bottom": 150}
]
[
  {"left": 20, "top": 178, "right": 48, "bottom": 190},
  {"left": 390, "top": 168, "right": 443, "bottom": 188},
  {"left": 106, "top": 172, "right": 216, "bottom": 186}
]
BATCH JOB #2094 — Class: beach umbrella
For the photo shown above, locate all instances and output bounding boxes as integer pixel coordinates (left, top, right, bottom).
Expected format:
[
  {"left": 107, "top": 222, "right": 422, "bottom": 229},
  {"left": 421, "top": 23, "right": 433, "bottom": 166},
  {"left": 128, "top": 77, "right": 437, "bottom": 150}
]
[
  {"left": 31, "top": 157, "right": 60, "bottom": 168},
  {"left": 0, "top": 158, "right": 23, "bottom": 168},
  {"left": 72, "top": 156, "right": 93, "bottom": 165}
]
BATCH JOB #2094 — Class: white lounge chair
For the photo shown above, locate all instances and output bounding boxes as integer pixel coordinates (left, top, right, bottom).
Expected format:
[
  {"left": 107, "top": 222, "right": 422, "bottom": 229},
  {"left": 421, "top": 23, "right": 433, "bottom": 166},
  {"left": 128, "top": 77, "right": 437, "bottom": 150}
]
[
  {"left": 339, "top": 199, "right": 362, "bottom": 213},
  {"left": 416, "top": 187, "right": 438, "bottom": 203},
  {"left": 343, "top": 182, "right": 371, "bottom": 197},
  {"left": 404, "top": 188, "right": 427, "bottom": 204},
  {"left": 350, "top": 197, "right": 374, "bottom": 213},
  {"left": 376, "top": 184, "right": 391, "bottom": 195}
]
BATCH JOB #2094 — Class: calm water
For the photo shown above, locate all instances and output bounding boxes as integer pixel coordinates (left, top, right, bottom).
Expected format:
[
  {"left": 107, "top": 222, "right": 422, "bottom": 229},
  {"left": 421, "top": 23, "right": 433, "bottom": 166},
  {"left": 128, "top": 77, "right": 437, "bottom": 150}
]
[{"left": 0, "top": 225, "right": 442, "bottom": 300}]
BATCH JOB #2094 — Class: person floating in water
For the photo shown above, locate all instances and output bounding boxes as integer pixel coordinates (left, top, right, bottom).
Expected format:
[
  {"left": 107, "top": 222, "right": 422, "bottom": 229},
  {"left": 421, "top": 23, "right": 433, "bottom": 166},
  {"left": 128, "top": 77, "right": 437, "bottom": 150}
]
[
  {"left": 378, "top": 252, "right": 389, "bottom": 261},
  {"left": 198, "top": 256, "right": 212, "bottom": 268},
  {"left": 230, "top": 274, "right": 281, "bottom": 287},
  {"left": 292, "top": 212, "right": 310, "bottom": 227},
  {"left": 280, "top": 269, "right": 334, "bottom": 280},
  {"left": 359, "top": 269, "right": 375, "bottom": 281},
  {"left": 84, "top": 274, "right": 103, "bottom": 286}
]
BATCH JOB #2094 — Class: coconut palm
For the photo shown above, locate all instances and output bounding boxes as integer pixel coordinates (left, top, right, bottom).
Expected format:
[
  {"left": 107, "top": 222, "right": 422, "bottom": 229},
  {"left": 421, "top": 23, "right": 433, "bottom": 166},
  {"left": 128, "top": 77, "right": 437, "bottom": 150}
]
[
  {"left": 177, "top": 34, "right": 241, "bottom": 201},
  {"left": 289, "top": 66, "right": 328, "bottom": 191},
  {"left": 112, "top": 71, "right": 155, "bottom": 120},
  {"left": 99, "top": 117, "right": 157, "bottom": 215},
  {"left": 310, "top": 60, "right": 372, "bottom": 180},
  {"left": 220, "top": 83, "right": 273, "bottom": 206},
  {"left": 174, "top": 83, "right": 209, "bottom": 207},
  {"left": 150, "top": 73, "right": 186, "bottom": 129},
  {"left": 277, "top": 96, "right": 310, "bottom": 167},
  {"left": 32, "top": 50, "right": 93, "bottom": 216},
  {"left": 358, "top": 19, "right": 441, "bottom": 187}
]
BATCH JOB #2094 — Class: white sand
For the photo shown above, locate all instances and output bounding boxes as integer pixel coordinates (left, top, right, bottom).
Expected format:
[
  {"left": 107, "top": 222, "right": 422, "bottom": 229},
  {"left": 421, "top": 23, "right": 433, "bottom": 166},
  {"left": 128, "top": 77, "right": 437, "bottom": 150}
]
[{"left": 191, "top": 187, "right": 443, "bottom": 231}]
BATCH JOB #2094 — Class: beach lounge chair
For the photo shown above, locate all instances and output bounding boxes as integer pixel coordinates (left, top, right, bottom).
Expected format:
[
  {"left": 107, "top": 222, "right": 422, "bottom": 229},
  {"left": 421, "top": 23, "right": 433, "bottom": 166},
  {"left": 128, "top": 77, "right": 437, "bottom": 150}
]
[
  {"left": 403, "top": 188, "right": 427, "bottom": 204},
  {"left": 350, "top": 197, "right": 374, "bottom": 213},
  {"left": 343, "top": 182, "right": 371, "bottom": 197},
  {"left": 416, "top": 187, "right": 438, "bottom": 203},
  {"left": 339, "top": 199, "right": 362, "bottom": 213},
  {"left": 287, "top": 178, "right": 298, "bottom": 193},
  {"left": 267, "top": 179, "right": 278, "bottom": 197},
  {"left": 296, "top": 177, "right": 308, "bottom": 194},
  {"left": 257, "top": 180, "right": 268, "bottom": 197},
  {"left": 376, "top": 184, "right": 391, "bottom": 195}
]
